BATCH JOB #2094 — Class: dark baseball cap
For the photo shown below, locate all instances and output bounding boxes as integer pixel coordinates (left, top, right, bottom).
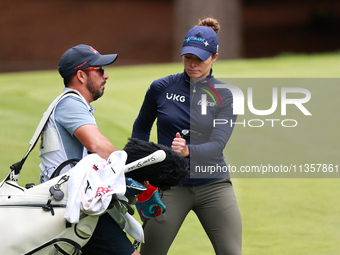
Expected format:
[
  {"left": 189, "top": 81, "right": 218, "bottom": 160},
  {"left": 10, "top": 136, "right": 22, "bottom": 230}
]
[
  {"left": 181, "top": 26, "right": 219, "bottom": 61},
  {"left": 58, "top": 44, "right": 118, "bottom": 78}
]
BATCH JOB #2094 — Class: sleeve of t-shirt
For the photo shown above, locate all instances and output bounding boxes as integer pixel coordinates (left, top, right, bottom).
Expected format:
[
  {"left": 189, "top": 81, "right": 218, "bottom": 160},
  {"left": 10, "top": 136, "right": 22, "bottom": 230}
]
[{"left": 54, "top": 96, "right": 97, "bottom": 136}]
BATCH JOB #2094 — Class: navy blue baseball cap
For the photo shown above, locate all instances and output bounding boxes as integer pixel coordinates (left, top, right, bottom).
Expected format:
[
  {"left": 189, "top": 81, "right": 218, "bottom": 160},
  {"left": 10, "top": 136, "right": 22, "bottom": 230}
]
[
  {"left": 58, "top": 44, "right": 118, "bottom": 78},
  {"left": 181, "top": 26, "right": 219, "bottom": 61}
]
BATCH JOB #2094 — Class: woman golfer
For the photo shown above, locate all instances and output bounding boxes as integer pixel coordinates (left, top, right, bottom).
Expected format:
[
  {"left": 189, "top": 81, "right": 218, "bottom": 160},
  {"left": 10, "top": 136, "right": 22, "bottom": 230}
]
[{"left": 132, "top": 17, "right": 242, "bottom": 255}]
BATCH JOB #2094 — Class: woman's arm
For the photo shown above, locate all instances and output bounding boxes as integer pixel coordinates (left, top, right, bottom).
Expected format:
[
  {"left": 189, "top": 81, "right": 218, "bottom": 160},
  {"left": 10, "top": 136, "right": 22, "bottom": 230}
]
[{"left": 132, "top": 83, "right": 159, "bottom": 141}]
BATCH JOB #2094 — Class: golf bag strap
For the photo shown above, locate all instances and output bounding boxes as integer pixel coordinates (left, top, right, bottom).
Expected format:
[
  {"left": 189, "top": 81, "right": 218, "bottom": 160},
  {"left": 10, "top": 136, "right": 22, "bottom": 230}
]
[
  {"left": 50, "top": 158, "right": 80, "bottom": 179},
  {"left": 7, "top": 89, "right": 82, "bottom": 181}
]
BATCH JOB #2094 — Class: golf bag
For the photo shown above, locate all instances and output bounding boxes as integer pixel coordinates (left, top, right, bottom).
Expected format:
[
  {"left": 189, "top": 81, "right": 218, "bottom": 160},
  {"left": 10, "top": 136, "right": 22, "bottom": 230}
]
[
  {"left": 0, "top": 145, "right": 179, "bottom": 255},
  {"left": 0, "top": 170, "right": 98, "bottom": 255},
  {"left": 0, "top": 90, "right": 94, "bottom": 254}
]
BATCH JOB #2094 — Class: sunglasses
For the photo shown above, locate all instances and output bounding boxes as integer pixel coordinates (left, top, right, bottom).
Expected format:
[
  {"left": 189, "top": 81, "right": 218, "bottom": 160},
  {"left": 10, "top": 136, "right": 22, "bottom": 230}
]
[{"left": 74, "top": 66, "right": 105, "bottom": 76}]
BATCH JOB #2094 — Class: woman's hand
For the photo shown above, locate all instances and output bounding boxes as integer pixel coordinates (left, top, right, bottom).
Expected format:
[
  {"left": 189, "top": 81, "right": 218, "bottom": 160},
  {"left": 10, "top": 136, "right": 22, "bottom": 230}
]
[{"left": 171, "top": 132, "right": 189, "bottom": 157}]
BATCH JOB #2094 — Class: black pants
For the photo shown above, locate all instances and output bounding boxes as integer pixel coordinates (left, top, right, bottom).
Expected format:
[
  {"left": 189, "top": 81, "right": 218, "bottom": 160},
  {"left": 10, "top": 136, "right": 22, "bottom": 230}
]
[{"left": 82, "top": 212, "right": 135, "bottom": 255}]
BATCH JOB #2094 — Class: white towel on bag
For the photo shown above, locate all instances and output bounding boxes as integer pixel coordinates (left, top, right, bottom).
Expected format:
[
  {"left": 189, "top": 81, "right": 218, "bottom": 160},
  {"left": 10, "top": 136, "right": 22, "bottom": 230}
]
[{"left": 64, "top": 151, "right": 127, "bottom": 223}]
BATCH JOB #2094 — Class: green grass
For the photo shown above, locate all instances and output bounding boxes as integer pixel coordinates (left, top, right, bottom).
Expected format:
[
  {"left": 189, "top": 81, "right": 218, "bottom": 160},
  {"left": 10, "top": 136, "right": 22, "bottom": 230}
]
[{"left": 0, "top": 52, "right": 340, "bottom": 254}]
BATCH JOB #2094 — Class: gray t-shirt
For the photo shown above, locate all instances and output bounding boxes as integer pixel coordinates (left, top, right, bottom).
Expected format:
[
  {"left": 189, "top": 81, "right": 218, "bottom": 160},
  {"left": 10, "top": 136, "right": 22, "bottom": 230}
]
[
  {"left": 39, "top": 88, "right": 96, "bottom": 182},
  {"left": 55, "top": 89, "right": 96, "bottom": 160}
]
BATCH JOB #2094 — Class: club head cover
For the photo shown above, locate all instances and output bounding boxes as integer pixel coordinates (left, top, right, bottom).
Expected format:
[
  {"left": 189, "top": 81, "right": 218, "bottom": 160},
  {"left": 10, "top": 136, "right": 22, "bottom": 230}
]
[
  {"left": 125, "top": 177, "right": 147, "bottom": 196},
  {"left": 135, "top": 184, "right": 166, "bottom": 222},
  {"left": 123, "top": 138, "right": 189, "bottom": 189}
]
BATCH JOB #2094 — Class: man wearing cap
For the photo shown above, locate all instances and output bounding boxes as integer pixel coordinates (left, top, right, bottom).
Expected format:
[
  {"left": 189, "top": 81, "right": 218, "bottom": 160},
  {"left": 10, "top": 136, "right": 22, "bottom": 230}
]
[{"left": 39, "top": 44, "right": 140, "bottom": 255}]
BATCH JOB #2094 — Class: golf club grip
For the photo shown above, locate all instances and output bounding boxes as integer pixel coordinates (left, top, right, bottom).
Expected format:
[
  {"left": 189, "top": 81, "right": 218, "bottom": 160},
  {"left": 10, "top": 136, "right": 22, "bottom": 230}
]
[{"left": 124, "top": 150, "right": 166, "bottom": 173}]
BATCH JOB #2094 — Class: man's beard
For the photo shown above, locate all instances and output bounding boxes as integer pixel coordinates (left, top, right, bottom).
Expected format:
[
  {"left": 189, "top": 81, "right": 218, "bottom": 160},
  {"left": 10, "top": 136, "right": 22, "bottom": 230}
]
[{"left": 86, "top": 76, "right": 104, "bottom": 101}]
